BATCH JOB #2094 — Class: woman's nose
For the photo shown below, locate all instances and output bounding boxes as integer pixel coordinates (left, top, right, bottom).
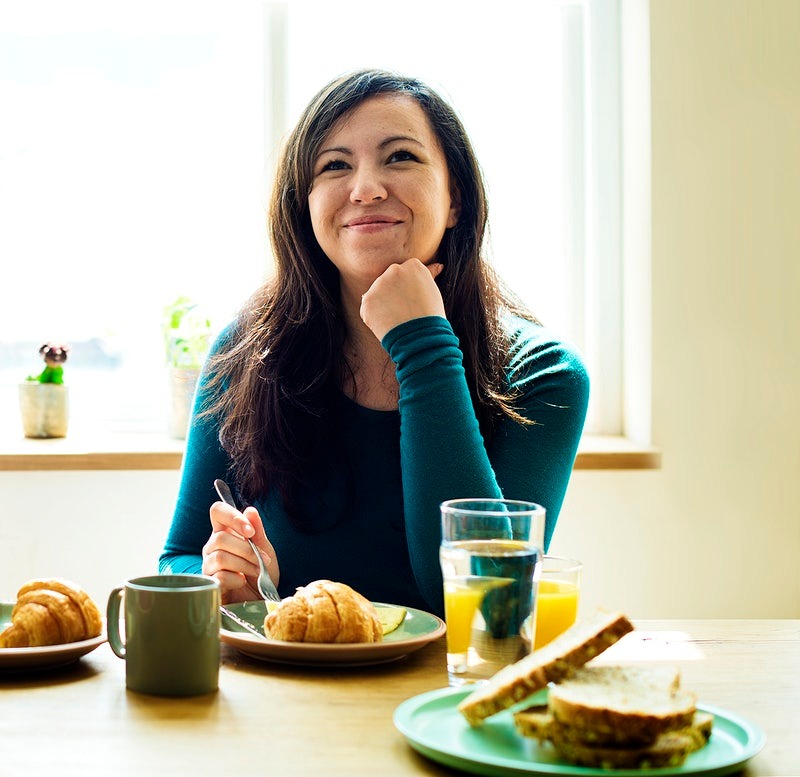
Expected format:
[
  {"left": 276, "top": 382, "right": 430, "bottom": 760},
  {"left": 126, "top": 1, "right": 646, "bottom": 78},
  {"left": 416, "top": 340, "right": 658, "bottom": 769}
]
[{"left": 350, "top": 165, "right": 387, "bottom": 204}]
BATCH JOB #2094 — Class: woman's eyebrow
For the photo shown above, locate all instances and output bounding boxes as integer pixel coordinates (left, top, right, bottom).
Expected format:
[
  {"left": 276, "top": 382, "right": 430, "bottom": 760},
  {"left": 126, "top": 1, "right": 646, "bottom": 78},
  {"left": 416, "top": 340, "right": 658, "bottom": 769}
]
[
  {"left": 379, "top": 134, "right": 423, "bottom": 148},
  {"left": 317, "top": 135, "right": 424, "bottom": 158},
  {"left": 317, "top": 145, "right": 352, "bottom": 157}
]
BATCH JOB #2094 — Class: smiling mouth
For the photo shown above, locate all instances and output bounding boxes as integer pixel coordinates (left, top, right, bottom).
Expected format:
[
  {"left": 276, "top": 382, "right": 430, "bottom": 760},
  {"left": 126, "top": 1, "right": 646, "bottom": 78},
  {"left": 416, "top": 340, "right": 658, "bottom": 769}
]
[{"left": 345, "top": 216, "right": 402, "bottom": 228}]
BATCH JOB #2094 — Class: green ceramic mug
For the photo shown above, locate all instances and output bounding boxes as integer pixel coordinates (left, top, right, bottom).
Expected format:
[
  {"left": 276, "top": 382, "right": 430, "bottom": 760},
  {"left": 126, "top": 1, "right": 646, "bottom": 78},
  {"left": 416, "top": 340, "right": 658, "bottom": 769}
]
[{"left": 107, "top": 574, "right": 220, "bottom": 696}]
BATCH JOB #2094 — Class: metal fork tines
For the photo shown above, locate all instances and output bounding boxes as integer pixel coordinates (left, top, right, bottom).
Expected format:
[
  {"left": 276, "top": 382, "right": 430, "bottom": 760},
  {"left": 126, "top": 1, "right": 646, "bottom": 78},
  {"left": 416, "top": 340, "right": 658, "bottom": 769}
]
[{"left": 214, "top": 479, "right": 281, "bottom": 602}]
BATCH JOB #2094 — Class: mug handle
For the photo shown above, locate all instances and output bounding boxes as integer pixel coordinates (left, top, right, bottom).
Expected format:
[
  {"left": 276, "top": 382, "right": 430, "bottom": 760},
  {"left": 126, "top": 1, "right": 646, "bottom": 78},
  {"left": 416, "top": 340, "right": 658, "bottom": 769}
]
[{"left": 106, "top": 586, "right": 126, "bottom": 659}]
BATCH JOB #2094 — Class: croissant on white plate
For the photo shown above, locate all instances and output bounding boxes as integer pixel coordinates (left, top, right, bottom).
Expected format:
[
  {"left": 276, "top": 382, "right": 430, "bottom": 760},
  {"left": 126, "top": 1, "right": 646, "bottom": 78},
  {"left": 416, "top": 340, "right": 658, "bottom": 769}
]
[
  {"left": 0, "top": 578, "right": 103, "bottom": 648},
  {"left": 264, "top": 579, "right": 383, "bottom": 644}
]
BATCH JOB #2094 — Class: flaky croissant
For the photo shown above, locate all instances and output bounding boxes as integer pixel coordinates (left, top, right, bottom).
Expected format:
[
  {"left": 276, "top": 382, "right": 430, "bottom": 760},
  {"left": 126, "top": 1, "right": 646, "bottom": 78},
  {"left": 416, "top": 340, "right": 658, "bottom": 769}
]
[
  {"left": 264, "top": 579, "right": 383, "bottom": 643},
  {"left": 0, "top": 578, "right": 102, "bottom": 648}
]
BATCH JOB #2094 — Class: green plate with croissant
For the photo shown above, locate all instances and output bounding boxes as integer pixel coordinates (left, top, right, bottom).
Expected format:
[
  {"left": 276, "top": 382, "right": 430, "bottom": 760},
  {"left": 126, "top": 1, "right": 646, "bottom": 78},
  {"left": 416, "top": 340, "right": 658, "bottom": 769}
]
[{"left": 220, "top": 600, "right": 445, "bottom": 667}]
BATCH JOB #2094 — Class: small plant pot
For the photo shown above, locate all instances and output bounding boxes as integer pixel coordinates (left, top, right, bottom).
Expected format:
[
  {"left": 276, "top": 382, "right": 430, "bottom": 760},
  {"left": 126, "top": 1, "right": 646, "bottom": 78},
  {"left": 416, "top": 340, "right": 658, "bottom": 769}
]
[
  {"left": 19, "top": 382, "right": 69, "bottom": 438},
  {"left": 169, "top": 367, "right": 200, "bottom": 439}
]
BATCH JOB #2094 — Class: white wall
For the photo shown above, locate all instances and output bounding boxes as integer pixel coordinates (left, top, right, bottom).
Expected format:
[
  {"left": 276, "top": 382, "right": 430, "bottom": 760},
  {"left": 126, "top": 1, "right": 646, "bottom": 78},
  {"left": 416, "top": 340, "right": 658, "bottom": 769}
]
[
  {"left": 552, "top": 0, "right": 800, "bottom": 619},
  {"left": 1, "top": 0, "right": 798, "bottom": 619},
  {"left": 0, "top": 471, "right": 179, "bottom": 605}
]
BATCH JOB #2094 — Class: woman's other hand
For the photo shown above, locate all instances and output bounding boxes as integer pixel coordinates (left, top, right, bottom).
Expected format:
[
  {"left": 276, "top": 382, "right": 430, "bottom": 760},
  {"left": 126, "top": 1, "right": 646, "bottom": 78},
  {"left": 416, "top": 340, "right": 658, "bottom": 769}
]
[
  {"left": 360, "top": 258, "right": 445, "bottom": 341},
  {"left": 202, "top": 501, "right": 280, "bottom": 604}
]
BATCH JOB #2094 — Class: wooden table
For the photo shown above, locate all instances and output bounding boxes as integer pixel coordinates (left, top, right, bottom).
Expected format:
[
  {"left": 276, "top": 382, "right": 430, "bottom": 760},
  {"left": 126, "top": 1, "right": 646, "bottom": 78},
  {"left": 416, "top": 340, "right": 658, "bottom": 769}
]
[{"left": 1, "top": 620, "right": 797, "bottom": 776}]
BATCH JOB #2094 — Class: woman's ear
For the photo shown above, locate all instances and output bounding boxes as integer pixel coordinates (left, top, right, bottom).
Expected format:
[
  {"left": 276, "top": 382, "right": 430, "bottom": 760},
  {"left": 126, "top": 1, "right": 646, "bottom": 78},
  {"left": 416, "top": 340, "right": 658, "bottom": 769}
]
[{"left": 446, "top": 185, "right": 462, "bottom": 229}]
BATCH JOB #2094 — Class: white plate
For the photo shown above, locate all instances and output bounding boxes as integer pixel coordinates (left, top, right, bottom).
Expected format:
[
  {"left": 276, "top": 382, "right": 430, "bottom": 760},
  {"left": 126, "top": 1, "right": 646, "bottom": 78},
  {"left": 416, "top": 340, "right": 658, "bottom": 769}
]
[
  {"left": 0, "top": 602, "right": 106, "bottom": 671},
  {"left": 220, "top": 600, "right": 445, "bottom": 666}
]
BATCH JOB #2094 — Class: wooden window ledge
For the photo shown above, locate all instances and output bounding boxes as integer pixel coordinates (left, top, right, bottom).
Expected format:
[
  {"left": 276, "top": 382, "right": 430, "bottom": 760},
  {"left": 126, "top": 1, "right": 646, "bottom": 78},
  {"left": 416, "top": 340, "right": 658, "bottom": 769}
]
[{"left": 0, "top": 432, "right": 660, "bottom": 471}]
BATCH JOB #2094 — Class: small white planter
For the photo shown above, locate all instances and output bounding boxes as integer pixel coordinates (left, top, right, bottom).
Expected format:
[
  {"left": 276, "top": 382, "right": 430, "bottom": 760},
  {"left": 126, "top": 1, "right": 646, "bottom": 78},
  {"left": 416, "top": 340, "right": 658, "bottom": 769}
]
[
  {"left": 19, "top": 382, "right": 69, "bottom": 438},
  {"left": 169, "top": 367, "right": 200, "bottom": 439}
]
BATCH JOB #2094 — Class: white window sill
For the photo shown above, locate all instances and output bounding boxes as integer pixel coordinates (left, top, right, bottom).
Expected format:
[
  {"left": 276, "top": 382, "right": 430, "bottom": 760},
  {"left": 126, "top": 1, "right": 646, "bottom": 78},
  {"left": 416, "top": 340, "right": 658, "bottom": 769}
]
[{"left": 0, "top": 431, "right": 661, "bottom": 471}]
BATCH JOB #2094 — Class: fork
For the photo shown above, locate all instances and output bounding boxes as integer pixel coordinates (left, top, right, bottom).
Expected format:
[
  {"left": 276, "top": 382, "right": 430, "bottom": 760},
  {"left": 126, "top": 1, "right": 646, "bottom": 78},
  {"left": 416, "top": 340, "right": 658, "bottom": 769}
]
[{"left": 213, "top": 479, "right": 281, "bottom": 603}]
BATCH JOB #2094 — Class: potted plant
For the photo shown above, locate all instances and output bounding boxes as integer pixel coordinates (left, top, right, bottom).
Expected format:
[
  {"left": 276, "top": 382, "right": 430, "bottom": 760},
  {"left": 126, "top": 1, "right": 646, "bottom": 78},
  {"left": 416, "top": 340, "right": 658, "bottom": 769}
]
[
  {"left": 162, "top": 297, "right": 213, "bottom": 439},
  {"left": 19, "top": 343, "right": 71, "bottom": 438}
]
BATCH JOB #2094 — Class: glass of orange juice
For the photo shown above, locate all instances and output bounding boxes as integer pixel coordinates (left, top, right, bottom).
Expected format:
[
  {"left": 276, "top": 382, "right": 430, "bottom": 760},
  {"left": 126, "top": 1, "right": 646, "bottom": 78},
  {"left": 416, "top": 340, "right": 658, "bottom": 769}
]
[
  {"left": 533, "top": 555, "right": 582, "bottom": 649},
  {"left": 440, "top": 499, "right": 545, "bottom": 686}
]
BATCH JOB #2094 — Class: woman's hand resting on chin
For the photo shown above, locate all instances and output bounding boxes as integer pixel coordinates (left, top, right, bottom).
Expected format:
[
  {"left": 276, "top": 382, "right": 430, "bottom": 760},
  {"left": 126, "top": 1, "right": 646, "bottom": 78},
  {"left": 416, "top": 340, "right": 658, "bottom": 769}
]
[{"left": 360, "top": 259, "right": 445, "bottom": 342}]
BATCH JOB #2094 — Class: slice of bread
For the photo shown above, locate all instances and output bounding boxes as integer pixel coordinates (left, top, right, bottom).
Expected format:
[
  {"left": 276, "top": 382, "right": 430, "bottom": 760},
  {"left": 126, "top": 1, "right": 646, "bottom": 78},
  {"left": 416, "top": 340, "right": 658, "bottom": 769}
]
[
  {"left": 543, "top": 729, "right": 701, "bottom": 770},
  {"left": 515, "top": 703, "right": 713, "bottom": 748},
  {"left": 457, "top": 609, "right": 634, "bottom": 726},
  {"left": 547, "top": 664, "right": 697, "bottom": 744},
  {"left": 512, "top": 665, "right": 713, "bottom": 769},
  {"left": 515, "top": 709, "right": 713, "bottom": 769}
]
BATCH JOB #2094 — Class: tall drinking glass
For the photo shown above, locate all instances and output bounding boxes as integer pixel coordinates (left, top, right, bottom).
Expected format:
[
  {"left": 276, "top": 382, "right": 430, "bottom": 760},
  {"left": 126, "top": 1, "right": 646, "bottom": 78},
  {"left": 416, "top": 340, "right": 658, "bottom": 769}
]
[
  {"left": 533, "top": 555, "right": 583, "bottom": 649},
  {"left": 440, "top": 499, "right": 544, "bottom": 686}
]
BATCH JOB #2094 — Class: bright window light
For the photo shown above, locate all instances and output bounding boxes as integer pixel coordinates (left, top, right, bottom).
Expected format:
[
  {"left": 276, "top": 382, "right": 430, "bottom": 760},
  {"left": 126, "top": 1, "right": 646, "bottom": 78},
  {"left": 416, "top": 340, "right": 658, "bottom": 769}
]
[{"left": 0, "top": 0, "right": 622, "bottom": 436}]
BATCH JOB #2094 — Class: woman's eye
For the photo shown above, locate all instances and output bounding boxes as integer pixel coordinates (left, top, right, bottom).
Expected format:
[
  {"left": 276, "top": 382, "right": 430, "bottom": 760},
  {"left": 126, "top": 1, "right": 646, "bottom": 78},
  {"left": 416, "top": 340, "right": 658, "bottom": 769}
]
[
  {"left": 319, "top": 159, "right": 349, "bottom": 173},
  {"left": 388, "top": 149, "right": 418, "bottom": 163}
]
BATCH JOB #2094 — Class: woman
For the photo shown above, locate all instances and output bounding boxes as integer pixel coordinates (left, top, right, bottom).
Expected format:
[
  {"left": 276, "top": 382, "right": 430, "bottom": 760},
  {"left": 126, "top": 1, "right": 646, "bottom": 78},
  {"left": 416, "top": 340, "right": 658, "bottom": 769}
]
[{"left": 159, "top": 69, "right": 589, "bottom": 616}]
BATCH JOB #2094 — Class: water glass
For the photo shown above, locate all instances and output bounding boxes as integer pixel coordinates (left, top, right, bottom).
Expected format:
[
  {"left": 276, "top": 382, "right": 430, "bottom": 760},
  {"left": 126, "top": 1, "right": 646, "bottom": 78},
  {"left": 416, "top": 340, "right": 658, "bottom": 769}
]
[{"left": 440, "top": 499, "right": 544, "bottom": 686}]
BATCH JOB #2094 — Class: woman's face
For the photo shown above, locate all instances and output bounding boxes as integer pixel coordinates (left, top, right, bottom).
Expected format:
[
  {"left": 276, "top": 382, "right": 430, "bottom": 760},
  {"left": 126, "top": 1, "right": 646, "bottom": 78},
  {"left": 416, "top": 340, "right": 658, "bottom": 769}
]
[{"left": 308, "top": 94, "right": 459, "bottom": 294}]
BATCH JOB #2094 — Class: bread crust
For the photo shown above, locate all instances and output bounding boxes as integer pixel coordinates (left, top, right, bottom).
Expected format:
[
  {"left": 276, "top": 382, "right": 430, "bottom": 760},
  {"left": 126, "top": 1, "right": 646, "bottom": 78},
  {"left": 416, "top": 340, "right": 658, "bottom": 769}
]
[
  {"left": 458, "top": 610, "right": 634, "bottom": 726},
  {"left": 264, "top": 580, "right": 383, "bottom": 643},
  {"left": 549, "top": 691, "right": 697, "bottom": 743}
]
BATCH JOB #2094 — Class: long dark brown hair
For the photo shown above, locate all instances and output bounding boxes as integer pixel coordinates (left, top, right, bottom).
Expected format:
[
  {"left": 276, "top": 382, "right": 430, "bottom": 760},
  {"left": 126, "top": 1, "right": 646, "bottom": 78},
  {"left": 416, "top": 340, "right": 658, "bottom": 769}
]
[{"left": 202, "top": 69, "right": 535, "bottom": 513}]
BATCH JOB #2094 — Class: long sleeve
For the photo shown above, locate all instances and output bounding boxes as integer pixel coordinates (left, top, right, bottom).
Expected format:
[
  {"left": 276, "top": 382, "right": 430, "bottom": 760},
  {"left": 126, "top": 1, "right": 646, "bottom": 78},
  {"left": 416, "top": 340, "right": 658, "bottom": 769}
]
[{"left": 383, "top": 315, "right": 589, "bottom": 614}]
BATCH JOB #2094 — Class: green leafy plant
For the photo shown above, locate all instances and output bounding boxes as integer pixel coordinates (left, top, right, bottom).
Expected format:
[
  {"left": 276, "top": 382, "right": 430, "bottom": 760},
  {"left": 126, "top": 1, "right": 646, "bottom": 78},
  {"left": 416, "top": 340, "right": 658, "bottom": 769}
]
[
  {"left": 27, "top": 343, "right": 70, "bottom": 384},
  {"left": 162, "top": 296, "right": 213, "bottom": 370}
]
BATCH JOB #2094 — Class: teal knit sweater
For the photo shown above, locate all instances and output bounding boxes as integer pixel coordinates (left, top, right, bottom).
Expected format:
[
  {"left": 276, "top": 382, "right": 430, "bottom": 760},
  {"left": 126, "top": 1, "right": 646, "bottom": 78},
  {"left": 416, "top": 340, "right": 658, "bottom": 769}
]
[{"left": 159, "top": 315, "right": 589, "bottom": 616}]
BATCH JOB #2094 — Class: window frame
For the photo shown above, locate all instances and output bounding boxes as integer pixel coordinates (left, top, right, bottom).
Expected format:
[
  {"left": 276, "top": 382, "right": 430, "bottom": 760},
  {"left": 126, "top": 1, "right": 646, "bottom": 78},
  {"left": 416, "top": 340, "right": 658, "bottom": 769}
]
[{"left": 0, "top": 0, "right": 652, "bottom": 449}]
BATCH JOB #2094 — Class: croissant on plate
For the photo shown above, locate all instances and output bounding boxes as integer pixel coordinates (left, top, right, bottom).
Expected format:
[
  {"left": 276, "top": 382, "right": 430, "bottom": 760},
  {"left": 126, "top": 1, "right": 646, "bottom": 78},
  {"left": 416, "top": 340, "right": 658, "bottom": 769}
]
[
  {"left": 264, "top": 579, "right": 383, "bottom": 643},
  {"left": 0, "top": 578, "right": 103, "bottom": 648}
]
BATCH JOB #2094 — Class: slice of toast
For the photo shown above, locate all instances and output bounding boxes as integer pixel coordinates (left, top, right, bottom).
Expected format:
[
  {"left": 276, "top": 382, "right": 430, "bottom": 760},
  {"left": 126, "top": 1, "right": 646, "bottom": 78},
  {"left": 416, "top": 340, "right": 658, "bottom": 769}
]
[
  {"left": 514, "top": 707, "right": 713, "bottom": 769},
  {"left": 542, "top": 729, "right": 702, "bottom": 770},
  {"left": 457, "top": 609, "right": 634, "bottom": 726},
  {"left": 547, "top": 664, "right": 697, "bottom": 744},
  {"left": 515, "top": 706, "right": 713, "bottom": 745},
  {"left": 512, "top": 664, "right": 712, "bottom": 769}
]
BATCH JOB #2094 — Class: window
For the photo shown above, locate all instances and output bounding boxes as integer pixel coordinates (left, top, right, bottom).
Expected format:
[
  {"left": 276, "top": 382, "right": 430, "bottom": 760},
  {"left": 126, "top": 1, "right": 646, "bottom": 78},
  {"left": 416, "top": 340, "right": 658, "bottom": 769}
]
[
  {"left": 1, "top": 0, "right": 623, "bottom": 437},
  {"left": 0, "top": 0, "right": 268, "bottom": 431}
]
